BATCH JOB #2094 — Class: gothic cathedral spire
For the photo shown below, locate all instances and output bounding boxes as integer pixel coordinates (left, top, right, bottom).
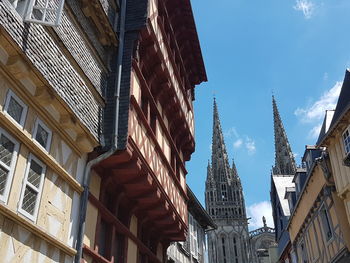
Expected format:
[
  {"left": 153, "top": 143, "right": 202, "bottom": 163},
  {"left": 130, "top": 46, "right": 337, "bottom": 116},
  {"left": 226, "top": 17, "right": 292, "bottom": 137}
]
[
  {"left": 272, "top": 96, "right": 296, "bottom": 175},
  {"left": 206, "top": 99, "right": 250, "bottom": 263},
  {"left": 211, "top": 98, "right": 231, "bottom": 182}
]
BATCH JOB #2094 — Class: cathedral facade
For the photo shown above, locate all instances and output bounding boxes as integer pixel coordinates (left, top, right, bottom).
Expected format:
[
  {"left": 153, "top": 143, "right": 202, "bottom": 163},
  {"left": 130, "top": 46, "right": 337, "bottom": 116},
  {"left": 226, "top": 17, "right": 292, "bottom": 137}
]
[{"left": 205, "top": 100, "right": 250, "bottom": 263}]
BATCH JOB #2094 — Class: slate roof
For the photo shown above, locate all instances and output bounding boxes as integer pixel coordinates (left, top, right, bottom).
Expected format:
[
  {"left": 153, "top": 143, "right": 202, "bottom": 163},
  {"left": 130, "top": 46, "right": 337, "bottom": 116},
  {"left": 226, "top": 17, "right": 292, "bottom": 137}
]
[
  {"left": 272, "top": 176, "right": 295, "bottom": 216},
  {"left": 316, "top": 110, "right": 335, "bottom": 145},
  {"left": 318, "top": 69, "right": 350, "bottom": 146}
]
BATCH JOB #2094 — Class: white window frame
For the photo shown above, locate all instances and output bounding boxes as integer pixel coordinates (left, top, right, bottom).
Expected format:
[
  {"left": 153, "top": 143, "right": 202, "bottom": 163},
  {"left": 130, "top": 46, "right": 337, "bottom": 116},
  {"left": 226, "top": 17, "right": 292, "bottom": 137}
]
[
  {"left": 33, "top": 118, "right": 52, "bottom": 152},
  {"left": 342, "top": 126, "right": 350, "bottom": 155},
  {"left": 24, "top": 0, "right": 65, "bottom": 27},
  {"left": 5, "top": 0, "right": 65, "bottom": 27},
  {"left": 3, "top": 90, "right": 28, "bottom": 127},
  {"left": 0, "top": 128, "right": 20, "bottom": 204},
  {"left": 18, "top": 154, "right": 46, "bottom": 221}
]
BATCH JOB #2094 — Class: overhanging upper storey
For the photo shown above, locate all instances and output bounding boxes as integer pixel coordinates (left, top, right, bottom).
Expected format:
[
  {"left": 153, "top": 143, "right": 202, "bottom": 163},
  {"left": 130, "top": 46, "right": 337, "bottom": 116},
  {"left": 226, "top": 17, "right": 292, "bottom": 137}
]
[{"left": 159, "top": 0, "right": 207, "bottom": 87}]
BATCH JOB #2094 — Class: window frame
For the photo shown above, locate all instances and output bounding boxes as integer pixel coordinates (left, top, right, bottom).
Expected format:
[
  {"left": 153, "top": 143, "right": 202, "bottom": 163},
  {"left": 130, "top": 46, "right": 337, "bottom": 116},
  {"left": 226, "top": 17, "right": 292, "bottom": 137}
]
[
  {"left": 319, "top": 203, "right": 333, "bottom": 242},
  {"left": 33, "top": 118, "right": 52, "bottom": 152},
  {"left": 5, "top": 0, "right": 65, "bottom": 27},
  {"left": 0, "top": 128, "right": 20, "bottom": 204},
  {"left": 342, "top": 126, "right": 350, "bottom": 155},
  {"left": 3, "top": 90, "right": 28, "bottom": 127},
  {"left": 18, "top": 154, "right": 46, "bottom": 222},
  {"left": 24, "top": 0, "right": 65, "bottom": 27}
]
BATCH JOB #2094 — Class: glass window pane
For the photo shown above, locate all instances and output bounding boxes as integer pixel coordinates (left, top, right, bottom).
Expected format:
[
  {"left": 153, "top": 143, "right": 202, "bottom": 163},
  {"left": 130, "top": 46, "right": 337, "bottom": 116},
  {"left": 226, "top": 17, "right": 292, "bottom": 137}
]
[
  {"left": 7, "top": 97, "right": 23, "bottom": 124},
  {"left": 27, "top": 160, "right": 42, "bottom": 188},
  {"left": 0, "top": 165, "right": 9, "bottom": 195},
  {"left": 35, "top": 124, "right": 49, "bottom": 149},
  {"left": 21, "top": 186, "right": 38, "bottom": 215},
  {"left": 0, "top": 134, "right": 15, "bottom": 167}
]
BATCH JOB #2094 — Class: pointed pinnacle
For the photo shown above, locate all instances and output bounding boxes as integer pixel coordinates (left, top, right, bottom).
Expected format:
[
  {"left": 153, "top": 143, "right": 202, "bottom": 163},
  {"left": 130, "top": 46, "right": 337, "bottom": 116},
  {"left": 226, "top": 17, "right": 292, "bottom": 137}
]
[{"left": 272, "top": 96, "right": 296, "bottom": 175}]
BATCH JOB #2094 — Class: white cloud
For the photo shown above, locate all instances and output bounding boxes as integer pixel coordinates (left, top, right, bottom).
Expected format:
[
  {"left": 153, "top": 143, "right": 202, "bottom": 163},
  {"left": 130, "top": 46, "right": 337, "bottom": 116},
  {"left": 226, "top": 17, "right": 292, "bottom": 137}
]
[
  {"left": 233, "top": 139, "right": 243, "bottom": 149},
  {"left": 245, "top": 137, "right": 256, "bottom": 155},
  {"left": 247, "top": 201, "right": 274, "bottom": 230},
  {"left": 309, "top": 124, "right": 322, "bottom": 139},
  {"left": 224, "top": 127, "right": 239, "bottom": 138},
  {"left": 294, "top": 82, "right": 342, "bottom": 123},
  {"left": 293, "top": 0, "right": 315, "bottom": 19}
]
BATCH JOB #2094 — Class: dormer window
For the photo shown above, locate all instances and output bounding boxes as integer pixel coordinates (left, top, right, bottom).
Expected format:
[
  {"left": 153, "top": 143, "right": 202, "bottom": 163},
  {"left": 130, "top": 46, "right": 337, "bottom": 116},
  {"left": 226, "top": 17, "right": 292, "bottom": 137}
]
[{"left": 7, "top": 0, "right": 65, "bottom": 27}]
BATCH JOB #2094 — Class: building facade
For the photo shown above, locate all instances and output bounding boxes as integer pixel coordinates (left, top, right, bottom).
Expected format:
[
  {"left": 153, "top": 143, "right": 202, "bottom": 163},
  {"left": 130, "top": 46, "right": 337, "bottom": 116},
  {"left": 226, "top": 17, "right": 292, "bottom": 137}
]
[
  {"left": 205, "top": 100, "right": 250, "bottom": 263},
  {"left": 0, "top": 0, "right": 109, "bottom": 261},
  {"left": 0, "top": 0, "right": 207, "bottom": 262},
  {"left": 270, "top": 96, "right": 296, "bottom": 262},
  {"left": 287, "top": 145, "right": 350, "bottom": 263},
  {"left": 167, "top": 186, "right": 216, "bottom": 263},
  {"left": 316, "top": 69, "right": 350, "bottom": 262},
  {"left": 249, "top": 217, "right": 277, "bottom": 263},
  {"left": 81, "top": 0, "right": 207, "bottom": 262}
]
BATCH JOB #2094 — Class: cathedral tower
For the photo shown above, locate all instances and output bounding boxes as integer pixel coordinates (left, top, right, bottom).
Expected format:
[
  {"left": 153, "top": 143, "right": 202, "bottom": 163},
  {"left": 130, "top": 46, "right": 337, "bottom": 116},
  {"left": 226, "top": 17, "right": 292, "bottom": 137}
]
[
  {"left": 205, "top": 99, "right": 250, "bottom": 263},
  {"left": 272, "top": 96, "right": 296, "bottom": 175},
  {"left": 270, "top": 96, "right": 296, "bottom": 259}
]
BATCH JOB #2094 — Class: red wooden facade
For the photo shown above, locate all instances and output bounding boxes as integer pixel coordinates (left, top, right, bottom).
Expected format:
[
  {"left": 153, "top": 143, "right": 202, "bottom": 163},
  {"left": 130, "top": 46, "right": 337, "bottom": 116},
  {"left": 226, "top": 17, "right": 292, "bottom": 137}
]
[{"left": 82, "top": 0, "right": 206, "bottom": 262}]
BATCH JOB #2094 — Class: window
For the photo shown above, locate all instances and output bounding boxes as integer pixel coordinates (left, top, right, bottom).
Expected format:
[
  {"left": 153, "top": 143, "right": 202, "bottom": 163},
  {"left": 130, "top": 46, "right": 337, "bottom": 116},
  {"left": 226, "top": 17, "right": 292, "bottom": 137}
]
[
  {"left": 221, "top": 184, "right": 227, "bottom": 201},
  {"left": 7, "top": 0, "right": 28, "bottom": 17},
  {"left": 0, "top": 129, "right": 19, "bottom": 203},
  {"left": 4, "top": 90, "right": 28, "bottom": 127},
  {"left": 33, "top": 118, "right": 52, "bottom": 151},
  {"left": 18, "top": 154, "right": 46, "bottom": 221},
  {"left": 320, "top": 205, "right": 333, "bottom": 241},
  {"left": 189, "top": 215, "right": 198, "bottom": 258},
  {"left": 300, "top": 241, "right": 308, "bottom": 263},
  {"left": 343, "top": 127, "right": 350, "bottom": 154},
  {"left": 222, "top": 237, "right": 226, "bottom": 263},
  {"left": 7, "top": 0, "right": 65, "bottom": 27}
]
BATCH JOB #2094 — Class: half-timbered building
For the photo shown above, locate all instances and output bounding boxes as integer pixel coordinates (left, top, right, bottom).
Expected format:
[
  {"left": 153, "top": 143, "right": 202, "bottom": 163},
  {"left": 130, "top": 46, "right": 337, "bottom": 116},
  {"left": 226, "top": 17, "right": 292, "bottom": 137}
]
[
  {"left": 316, "top": 69, "right": 350, "bottom": 262},
  {"left": 287, "top": 145, "right": 350, "bottom": 263},
  {"left": 0, "top": 0, "right": 114, "bottom": 261},
  {"left": 81, "top": 0, "right": 207, "bottom": 262}
]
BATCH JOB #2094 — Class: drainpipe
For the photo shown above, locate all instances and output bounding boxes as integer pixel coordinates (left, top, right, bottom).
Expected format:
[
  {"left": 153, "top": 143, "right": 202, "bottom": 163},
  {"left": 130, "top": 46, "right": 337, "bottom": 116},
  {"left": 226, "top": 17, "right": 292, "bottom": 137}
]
[{"left": 74, "top": 0, "right": 127, "bottom": 261}]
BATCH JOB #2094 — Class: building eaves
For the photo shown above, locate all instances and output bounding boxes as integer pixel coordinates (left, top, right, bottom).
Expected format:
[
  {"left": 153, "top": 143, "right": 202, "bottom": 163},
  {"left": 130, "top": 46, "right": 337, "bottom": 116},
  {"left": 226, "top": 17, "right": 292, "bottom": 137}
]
[{"left": 187, "top": 186, "right": 217, "bottom": 230}]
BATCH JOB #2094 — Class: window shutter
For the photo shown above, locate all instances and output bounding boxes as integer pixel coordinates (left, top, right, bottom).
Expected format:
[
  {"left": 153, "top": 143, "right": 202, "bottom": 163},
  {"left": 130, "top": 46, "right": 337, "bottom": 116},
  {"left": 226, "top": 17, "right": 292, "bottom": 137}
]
[{"left": 24, "top": 0, "right": 65, "bottom": 27}]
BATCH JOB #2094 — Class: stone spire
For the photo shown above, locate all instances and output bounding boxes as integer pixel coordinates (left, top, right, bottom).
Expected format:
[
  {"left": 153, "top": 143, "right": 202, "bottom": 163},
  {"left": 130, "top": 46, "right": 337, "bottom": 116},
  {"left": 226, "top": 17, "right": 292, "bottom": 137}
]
[
  {"left": 272, "top": 96, "right": 296, "bottom": 175},
  {"left": 232, "top": 158, "right": 238, "bottom": 178},
  {"left": 206, "top": 99, "right": 250, "bottom": 263},
  {"left": 211, "top": 99, "right": 231, "bottom": 182}
]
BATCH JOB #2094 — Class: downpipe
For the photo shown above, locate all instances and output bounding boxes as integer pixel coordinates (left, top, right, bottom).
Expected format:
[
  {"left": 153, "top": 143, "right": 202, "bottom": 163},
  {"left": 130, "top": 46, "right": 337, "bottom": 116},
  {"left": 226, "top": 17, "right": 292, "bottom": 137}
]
[{"left": 74, "top": 0, "right": 127, "bottom": 261}]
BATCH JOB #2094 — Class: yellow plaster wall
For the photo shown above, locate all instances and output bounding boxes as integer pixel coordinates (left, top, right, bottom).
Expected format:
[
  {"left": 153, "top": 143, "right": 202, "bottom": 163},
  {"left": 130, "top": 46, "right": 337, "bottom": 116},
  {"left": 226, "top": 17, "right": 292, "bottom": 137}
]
[
  {"left": 89, "top": 171, "right": 101, "bottom": 199},
  {"left": 127, "top": 239, "right": 138, "bottom": 263},
  {"left": 289, "top": 166, "right": 325, "bottom": 242},
  {"left": 0, "top": 213, "right": 73, "bottom": 262},
  {"left": 83, "top": 202, "right": 98, "bottom": 248},
  {"left": 328, "top": 137, "right": 350, "bottom": 195},
  {"left": 126, "top": 215, "right": 138, "bottom": 263},
  {"left": 0, "top": 70, "right": 85, "bottom": 259}
]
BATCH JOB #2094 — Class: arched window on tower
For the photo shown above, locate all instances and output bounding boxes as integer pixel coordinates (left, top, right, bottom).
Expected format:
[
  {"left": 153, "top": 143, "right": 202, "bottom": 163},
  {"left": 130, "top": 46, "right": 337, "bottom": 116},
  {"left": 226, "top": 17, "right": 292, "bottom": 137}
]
[{"left": 221, "top": 237, "right": 227, "bottom": 263}]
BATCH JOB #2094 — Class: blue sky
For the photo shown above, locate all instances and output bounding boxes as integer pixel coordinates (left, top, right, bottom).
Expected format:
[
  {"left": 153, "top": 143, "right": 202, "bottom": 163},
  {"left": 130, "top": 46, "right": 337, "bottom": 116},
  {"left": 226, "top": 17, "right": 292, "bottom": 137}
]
[{"left": 186, "top": 0, "right": 350, "bottom": 229}]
